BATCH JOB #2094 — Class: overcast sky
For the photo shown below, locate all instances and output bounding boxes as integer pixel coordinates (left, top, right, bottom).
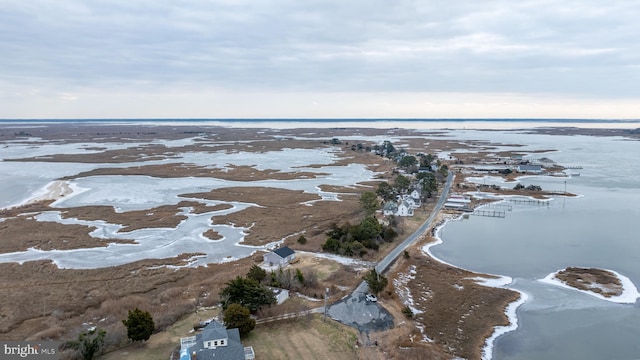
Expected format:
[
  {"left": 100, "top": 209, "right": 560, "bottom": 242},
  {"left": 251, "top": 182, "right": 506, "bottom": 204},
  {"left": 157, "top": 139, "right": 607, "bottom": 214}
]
[{"left": 1, "top": 0, "right": 639, "bottom": 119}]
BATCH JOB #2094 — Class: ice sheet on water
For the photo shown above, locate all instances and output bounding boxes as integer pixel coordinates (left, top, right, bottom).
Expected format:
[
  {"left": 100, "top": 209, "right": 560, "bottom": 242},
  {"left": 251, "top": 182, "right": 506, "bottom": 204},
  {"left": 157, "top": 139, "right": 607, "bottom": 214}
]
[{"left": 0, "top": 201, "right": 274, "bottom": 269}]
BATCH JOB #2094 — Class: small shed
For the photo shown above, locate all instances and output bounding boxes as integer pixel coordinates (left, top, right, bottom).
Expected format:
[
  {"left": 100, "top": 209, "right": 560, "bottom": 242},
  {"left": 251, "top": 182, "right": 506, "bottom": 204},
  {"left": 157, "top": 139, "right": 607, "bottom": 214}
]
[
  {"left": 269, "top": 287, "right": 290, "bottom": 305},
  {"left": 263, "top": 246, "right": 296, "bottom": 266}
]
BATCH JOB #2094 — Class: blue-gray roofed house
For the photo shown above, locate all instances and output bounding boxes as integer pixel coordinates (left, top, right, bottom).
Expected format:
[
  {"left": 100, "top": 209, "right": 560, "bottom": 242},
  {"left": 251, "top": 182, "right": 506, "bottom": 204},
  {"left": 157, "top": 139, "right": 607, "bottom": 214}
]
[
  {"left": 179, "top": 320, "right": 254, "bottom": 360},
  {"left": 263, "top": 246, "right": 296, "bottom": 266}
]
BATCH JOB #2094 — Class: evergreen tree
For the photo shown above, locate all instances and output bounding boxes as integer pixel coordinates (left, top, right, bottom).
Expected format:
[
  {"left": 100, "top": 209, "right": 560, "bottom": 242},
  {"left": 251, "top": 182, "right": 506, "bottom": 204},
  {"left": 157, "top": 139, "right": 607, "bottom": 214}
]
[
  {"left": 394, "top": 174, "right": 411, "bottom": 193},
  {"left": 376, "top": 182, "right": 396, "bottom": 201},
  {"left": 363, "top": 269, "right": 388, "bottom": 295},
  {"left": 359, "top": 192, "right": 380, "bottom": 216},
  {"left": 223, "top": 303, "right": 255, "bottom": 337},
  {"left": 247, "top": 264, "right": 267, "bottom": 283},
  {"left": 220, "top": 276, "right": 276, "bottom": 312},
  {"left": 122, "top": 308, "right": 155, "bottom": 342}
]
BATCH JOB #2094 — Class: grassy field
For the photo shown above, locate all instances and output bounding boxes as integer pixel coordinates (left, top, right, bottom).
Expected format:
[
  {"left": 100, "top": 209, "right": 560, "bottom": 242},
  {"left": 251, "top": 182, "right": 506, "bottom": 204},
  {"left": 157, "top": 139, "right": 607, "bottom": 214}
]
[
  {"left": 243, "top": 315, "right": 359, "bottom": 360},
  {"left": 98, "top": 311, "right": 360, "bottom": 360}
]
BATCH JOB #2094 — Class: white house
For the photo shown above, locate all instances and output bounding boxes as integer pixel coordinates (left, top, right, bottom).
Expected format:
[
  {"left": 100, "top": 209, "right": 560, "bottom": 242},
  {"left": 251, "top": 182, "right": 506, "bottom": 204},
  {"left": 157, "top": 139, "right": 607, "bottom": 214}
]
[
  {"left": 396, "top": 200, "right": 414, "bottom": 217},
  {"left": 410, "top": 188, "right": 421, "bottom": 201},
  {"left": 263, "top": 246, "right": 296, "bottom": 266},
  {"left": 180, "top": 320, "right": 254, "bottom": 360},
  {"left": 382, "top": 202, "right": 398, "bottom": 216},
  {"left": 402, "top": 194, "right": 420, "bottom": 208}
]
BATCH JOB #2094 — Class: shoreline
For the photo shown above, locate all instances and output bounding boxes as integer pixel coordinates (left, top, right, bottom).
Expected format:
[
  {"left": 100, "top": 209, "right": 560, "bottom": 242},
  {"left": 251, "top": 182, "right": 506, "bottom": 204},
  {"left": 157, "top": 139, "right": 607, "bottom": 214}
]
[
  {"left": 419, "top": 181, "right": 586, "bottom": 359},
  {"left": 422, "top": 213, "right": 527, "bottom": 360},
  {"left": 539, "top": 269, "right": 640, "bottom": 304},
  {"left": 9, "top": 180, "right": 74, "bottom": 208}
]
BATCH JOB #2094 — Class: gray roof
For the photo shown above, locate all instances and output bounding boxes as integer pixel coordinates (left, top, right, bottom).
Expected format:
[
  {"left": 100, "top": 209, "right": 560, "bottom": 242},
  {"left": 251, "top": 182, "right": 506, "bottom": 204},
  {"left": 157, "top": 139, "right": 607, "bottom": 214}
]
[
  {"left": 383, "top": 202, "right": 398, "bottom": 211},
  {"left": 188, "top": 321, "right": 245, "bottom": 360},
  {"left": 200, "top": 320, "right": 228, "bottom": 342},
  {"left": 273, "top": 246, "right": 295, "bottom": 258}
]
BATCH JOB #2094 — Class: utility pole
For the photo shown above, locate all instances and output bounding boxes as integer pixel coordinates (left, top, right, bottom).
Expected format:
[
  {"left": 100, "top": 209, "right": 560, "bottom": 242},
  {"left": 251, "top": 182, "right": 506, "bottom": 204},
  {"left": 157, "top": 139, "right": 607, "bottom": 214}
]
[{"left": 323, "top": 287, "right": 329, "bottom": 322}]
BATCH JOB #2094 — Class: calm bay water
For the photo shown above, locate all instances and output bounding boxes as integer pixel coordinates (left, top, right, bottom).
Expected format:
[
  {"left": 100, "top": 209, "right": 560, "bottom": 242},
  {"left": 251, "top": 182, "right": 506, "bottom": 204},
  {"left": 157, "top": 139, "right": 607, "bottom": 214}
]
[{"left": 431, "top": 131, "right": 640, "bottom": 359}]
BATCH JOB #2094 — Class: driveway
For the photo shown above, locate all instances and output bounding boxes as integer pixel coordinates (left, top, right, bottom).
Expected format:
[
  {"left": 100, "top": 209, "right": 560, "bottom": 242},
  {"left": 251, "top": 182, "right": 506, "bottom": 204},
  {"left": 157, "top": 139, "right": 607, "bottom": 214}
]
[{"left": 327, "top": 292, "right": 393, "bottom": 333}]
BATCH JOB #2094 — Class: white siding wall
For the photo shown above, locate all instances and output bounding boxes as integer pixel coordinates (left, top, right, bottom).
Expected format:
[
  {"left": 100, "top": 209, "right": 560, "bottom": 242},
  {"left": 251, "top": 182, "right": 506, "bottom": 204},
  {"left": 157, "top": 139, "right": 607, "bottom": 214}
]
[{"left": 263, "top": 252, "right": 283, "bottom": 265}]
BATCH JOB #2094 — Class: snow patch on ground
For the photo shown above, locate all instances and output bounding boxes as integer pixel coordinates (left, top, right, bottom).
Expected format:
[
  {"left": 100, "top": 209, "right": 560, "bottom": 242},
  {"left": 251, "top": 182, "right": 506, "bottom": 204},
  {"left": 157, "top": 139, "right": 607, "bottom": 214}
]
[
  {"left": 414, "top": 324, "right": 434, "bottom": 343},
  {"left": 295, "top": 293, "right": 323, "bottom": 302},
  {"left": 296, "top": 251, "right": 375, "bottom": 270},
  {"left": 393, "top": 265, "right": 426, "bottom": 316}
]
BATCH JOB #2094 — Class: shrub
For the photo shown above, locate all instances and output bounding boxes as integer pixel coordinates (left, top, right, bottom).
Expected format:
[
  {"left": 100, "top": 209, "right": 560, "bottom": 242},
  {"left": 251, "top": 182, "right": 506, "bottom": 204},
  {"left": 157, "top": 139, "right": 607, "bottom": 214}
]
[
  {"left": 122, "top": 308, "right": 155, "bottom": 342},
  {"left": 402, "top": 306, "right": 414, "bottom": 319}
]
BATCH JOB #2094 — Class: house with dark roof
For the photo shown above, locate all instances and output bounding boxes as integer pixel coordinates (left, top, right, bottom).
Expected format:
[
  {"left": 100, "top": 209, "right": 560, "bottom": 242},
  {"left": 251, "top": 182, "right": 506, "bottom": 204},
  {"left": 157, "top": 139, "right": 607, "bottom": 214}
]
[
  {"left": 263, "top": 246, "right": 296, "bottom": 266},
  {"left": 179, "top": 320, "right": 254, "bottom": 360}
]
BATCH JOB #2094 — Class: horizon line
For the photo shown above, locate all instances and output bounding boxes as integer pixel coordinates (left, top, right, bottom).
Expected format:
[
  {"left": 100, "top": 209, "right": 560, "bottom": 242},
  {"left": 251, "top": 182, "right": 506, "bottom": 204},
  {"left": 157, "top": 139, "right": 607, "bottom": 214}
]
[{"left": 2, "top": 118, "right": 640, "bottom": 123}]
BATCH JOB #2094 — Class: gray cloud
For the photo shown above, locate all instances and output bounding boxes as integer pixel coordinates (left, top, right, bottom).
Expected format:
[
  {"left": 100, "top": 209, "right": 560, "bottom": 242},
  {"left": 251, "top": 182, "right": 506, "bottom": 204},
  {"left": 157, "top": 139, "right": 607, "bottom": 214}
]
[{"left": 1, "top": 0, "right": 639, "bottom": 118}]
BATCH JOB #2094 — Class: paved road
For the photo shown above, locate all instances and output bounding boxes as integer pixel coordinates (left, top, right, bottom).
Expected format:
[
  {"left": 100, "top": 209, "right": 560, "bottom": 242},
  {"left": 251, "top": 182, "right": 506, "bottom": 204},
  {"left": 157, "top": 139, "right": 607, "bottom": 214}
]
[
  {"left": 355, "top": 171, "right": 454, "bottom": 294},
  {"left": 329, "top": 172, "right": 454, "bottom": 331}
]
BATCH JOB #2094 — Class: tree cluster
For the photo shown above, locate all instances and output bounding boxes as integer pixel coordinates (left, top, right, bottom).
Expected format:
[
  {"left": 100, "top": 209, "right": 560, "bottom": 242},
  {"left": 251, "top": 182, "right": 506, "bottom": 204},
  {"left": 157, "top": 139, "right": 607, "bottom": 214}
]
[
  {"left": 416, "top": 172, "right": 437, "bottom": 197},
  {"left": 220, "top": 276, "right": 276, "bottom": 313},
  {"left": 322, "top": 217, "right": 397, "bottom": 257},
  {"left": 350, "top": 143, "right": 371, "bottom": 152},
  {"left": 359, "top": 192, "right": 380, "bottom": 216},
  {"left": 247, "top": 264, "right": 317, "bottom": 292},
  {"left": 372, "top": 140, "right": 397, "bottom": 158},
  {"left": 398, "top": 155, "right": 418, "bottom": 169},
  {"left": 513, "top": 183, "right": 542, "bottom": 191}
]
